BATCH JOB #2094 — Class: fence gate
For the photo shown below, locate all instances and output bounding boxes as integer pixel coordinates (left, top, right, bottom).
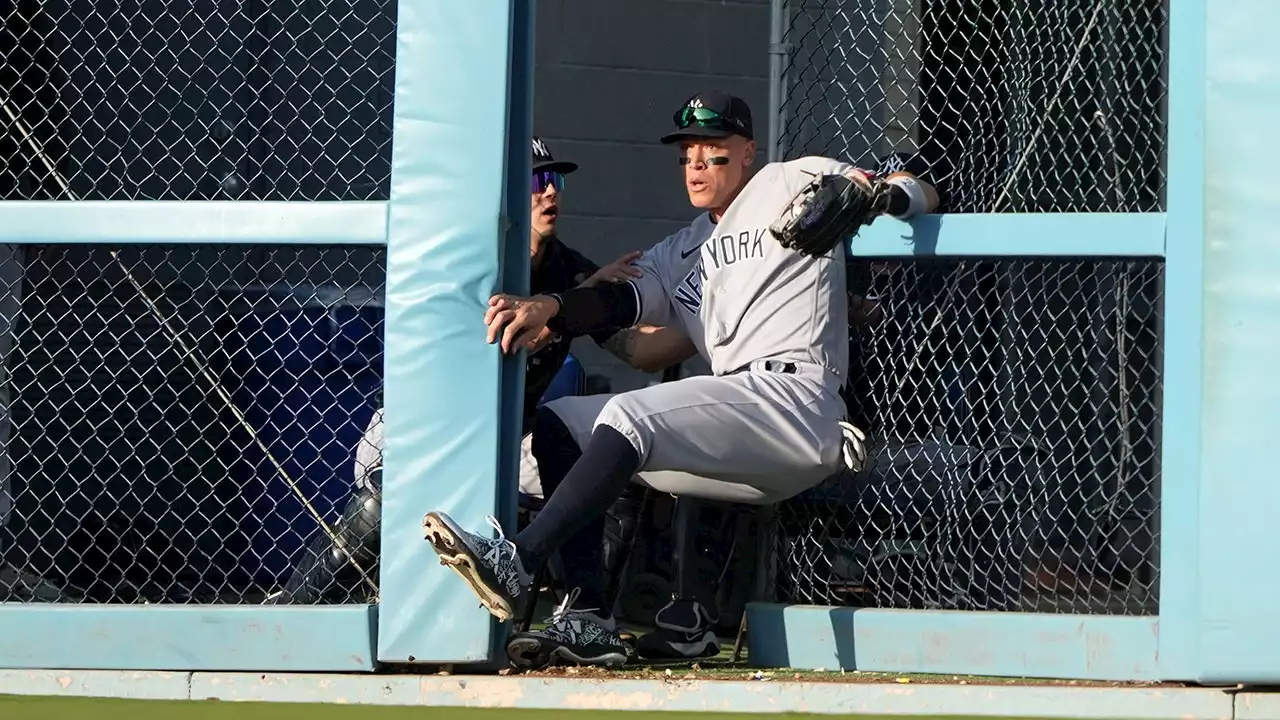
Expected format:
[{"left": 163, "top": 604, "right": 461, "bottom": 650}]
[{"left": 750, "top": 0, "right": 1175, "bottom": 681}]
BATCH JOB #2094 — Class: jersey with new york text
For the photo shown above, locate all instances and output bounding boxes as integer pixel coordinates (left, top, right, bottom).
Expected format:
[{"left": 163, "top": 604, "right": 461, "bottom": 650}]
[{"left": 625, "top": 156, "right": 855, "bottom": 386}]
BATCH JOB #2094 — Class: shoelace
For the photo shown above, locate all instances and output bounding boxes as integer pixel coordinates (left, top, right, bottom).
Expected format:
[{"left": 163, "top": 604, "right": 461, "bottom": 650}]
[
  {"left": 840, "top": 420, "right": 869, "bottom": 472},
  {"left": 481, "top": 515, "right": 528, "bottom": 584},
  {"left": 545, "top": 587, "right": 602, "bottom": 625},
  {"left": 484, "top": 515, "right": 507, "bottom": 539},
  {"left": 481, "top": 515, "right": 520, "bottom": 552}
]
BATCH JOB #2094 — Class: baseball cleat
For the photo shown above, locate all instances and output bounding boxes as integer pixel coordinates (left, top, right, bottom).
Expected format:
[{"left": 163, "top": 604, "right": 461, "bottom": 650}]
[
  {"left": 422, "top": 511, "right": 531, "bottom": 623},
  {"left": 635, "top": 599, "right": 722, "bottom": 660},
  {"left": 505, "top": 588, "right": 632, "bottom": 670}
]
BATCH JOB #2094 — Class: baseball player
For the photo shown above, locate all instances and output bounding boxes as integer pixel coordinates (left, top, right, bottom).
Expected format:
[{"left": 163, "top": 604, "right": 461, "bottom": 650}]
[
  {"left": 422, "top": 91, "right": 940, "bottom": 668},
  {"left": 267, "top": 138, "right": 693, "bottom": 604}
]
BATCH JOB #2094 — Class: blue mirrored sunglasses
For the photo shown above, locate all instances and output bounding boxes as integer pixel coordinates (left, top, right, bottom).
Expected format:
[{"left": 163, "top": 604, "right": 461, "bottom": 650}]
[{"left": 533, "top": 169, "right": 565, "bottom": 194}]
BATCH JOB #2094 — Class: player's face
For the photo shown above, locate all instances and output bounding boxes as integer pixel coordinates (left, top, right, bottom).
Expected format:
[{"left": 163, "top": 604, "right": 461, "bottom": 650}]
[
  {"left": 680, "top": 136, "right": 755, "bottom": 212},
  {"left": 530, "top": 169, "right": 565, "bottom": 238}
]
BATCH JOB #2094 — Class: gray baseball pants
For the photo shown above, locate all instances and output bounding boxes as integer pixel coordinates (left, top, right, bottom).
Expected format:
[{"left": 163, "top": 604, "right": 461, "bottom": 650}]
[{"left": 542, "top": 361, "right": 846, "bottom": 505}]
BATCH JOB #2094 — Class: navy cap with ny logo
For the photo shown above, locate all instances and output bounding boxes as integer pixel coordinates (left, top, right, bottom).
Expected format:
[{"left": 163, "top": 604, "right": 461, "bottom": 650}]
[{"left": 531, "top": 136, "right": 579, "bottom": 174}]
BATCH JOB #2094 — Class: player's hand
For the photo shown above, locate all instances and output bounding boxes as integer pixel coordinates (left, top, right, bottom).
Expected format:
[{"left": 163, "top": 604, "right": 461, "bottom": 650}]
[
  {"left": 485, "top": 294, "right": 560, "bottom": 354},
  {"left": 582, "top": 251, "right": 643, "bottom": 287},
  {"left": 525, "top": 326, "right": 557, "bottom": 354}
]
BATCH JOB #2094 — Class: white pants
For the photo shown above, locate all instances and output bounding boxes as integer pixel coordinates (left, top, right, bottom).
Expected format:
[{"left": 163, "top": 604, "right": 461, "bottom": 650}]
[
  {"left": 518, "top": 432, "right": 544, "bottom": 499},
  {"left": 542, "top": 364, "right": 846, "bottom": 505},
  {"left": 353, "top": 407, "right": 385, "bottom": 493},
  {"left": 353, "top": 407, "right": 548, "bottom": 500}
]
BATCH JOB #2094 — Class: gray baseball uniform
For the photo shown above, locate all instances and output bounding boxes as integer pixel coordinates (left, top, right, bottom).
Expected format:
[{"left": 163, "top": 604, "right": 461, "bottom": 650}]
[{"left": 544, "top": 156, "right": 856, "bottom": 505}]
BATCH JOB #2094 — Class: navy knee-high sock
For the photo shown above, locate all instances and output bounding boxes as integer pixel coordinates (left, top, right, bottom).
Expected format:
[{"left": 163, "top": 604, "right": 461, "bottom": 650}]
[
  {"left": 529, "top": 408, "right": 609, "bottom": 612},
  {"left": 519, "top": 420, "right": 639, "bottom": 601}
]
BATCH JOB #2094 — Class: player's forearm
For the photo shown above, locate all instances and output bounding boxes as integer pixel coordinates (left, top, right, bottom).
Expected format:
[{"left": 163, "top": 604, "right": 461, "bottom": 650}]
[
  {"left": 544, "top": 282, "right": 640, "bottom": 338},
  {"left": 600, "top": 325, "right": 697, "bottom": 374}
]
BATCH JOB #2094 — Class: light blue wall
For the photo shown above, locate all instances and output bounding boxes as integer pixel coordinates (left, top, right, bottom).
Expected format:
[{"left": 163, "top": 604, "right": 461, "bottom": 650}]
[
  {"left": 1188, "top": 0, "right": 1280, "bottom": 684},
  {"left": 376, "top": 0, "right": 518, "bottom": 664},
  {"left": 0, "top": 0, "right": 522, "bottom": 673},
  {"left": 1155, "top": 0, "right": 1206, "bottom": 683}
]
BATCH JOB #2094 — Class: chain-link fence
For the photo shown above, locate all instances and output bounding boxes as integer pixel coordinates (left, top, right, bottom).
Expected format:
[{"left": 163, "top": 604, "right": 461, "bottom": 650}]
[
  {"left": 0, "top": 0, "right": 394, "bottom": 604},
  {"left": 775, "top": 0, "right": 1167, "bottom": 212},
  {"left": 771, "top": 259, "right": 1162, "bottom": 615},
  {"left": 0, "top": 0, "right": 396, "bottom": 202},
  {"left": 0, "top": 244, "right": 386, "bottom": 604}
]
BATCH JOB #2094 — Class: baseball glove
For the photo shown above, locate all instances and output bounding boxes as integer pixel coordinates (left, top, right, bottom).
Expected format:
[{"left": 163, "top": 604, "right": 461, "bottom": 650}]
[{"left": 769, "top": 171, "right": 892, "bottom": 258}]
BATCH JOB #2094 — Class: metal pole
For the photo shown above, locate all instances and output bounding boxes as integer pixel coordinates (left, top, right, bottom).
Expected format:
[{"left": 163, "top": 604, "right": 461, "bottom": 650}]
[
  {"left": 767, "top": 0, "right": 788, "bottom": 162},
  {"left": 752, "top": 0, "right": 787, "bottom": 615}
]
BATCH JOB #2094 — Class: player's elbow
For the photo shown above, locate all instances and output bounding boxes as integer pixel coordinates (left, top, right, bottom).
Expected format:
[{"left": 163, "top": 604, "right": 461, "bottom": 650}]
[{"left": 633, "top": 341, "right": 697, "bottom": 374}]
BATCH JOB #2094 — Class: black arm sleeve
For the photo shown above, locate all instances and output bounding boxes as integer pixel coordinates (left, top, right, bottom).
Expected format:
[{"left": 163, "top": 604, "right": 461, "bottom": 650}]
[
  {"left": 847, "top": 261, "right": 874, "bottom": 297},
  {"left": 886, "top": 185, "right": 911, "bottom": 217},
  {"left": 545, "top": 282, "right": 640, "bottom": 339}
]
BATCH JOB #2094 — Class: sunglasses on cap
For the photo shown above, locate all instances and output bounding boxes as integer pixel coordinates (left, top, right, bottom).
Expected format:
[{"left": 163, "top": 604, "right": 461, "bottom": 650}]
[
  {"left": 532, "top": 169, "right": 565, "bottom": 194},
  {"left": 673, "top": 106, "right": 747, "bottom": 135}
]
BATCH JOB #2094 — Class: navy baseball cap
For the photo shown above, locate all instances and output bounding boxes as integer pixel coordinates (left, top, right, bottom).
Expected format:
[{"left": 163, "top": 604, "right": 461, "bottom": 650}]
[
  {"left": 661, "top": 90, "right": 754, "bottom": 144},
  {"left": 531, "top": 136, "right": 578, "bottom": 174}
]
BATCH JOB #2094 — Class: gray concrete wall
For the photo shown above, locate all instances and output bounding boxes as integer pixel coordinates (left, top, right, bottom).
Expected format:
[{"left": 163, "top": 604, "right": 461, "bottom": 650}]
[{"left": 532, "top": 0, "right": 772, "bottom": 390}]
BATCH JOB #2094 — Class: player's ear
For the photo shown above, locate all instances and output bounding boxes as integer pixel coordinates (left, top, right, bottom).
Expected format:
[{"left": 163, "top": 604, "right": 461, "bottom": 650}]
[{"left": 742, "top": 139, "right": 757, "bottom": 166}]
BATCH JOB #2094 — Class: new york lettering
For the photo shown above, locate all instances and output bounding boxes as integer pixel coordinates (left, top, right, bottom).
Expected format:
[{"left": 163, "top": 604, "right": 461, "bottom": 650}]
[
  {"left": 674, "top": 258, "right": 708, "bottom": 315},
  {"left": 703, "top": 228, "right": 766, "bottom": 270}
]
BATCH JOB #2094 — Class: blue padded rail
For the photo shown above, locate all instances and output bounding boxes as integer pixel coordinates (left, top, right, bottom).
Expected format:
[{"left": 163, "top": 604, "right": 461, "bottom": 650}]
[{"left": 376, "top": 0, "right": 518, "bottom": 664}]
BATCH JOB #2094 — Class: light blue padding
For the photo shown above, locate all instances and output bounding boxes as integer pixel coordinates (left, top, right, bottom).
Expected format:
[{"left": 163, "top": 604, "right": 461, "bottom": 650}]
[
  {"left": 0, "top": 605, "right": 376, "bottom": 671},
  {"left": 1155, "top": 0, "right": 1206, "bottom": 683},
  {"left": 1188, "top": 0, "right": 1280, "bottom": 685},
  {"left": 486, "top": 0, "right": 535, "bottom": 669},
  {"left": 846, "top": 212, "right": 1166, "bottom": 258},
  {"left": 0, "top": 201, "right": 387, "bottom": 245},
  {"left": 377, "top": 0, "right": 516, "bottom": 664},
  {"left": 745, "top": 603, "right": 1159, "bottom": 681}
]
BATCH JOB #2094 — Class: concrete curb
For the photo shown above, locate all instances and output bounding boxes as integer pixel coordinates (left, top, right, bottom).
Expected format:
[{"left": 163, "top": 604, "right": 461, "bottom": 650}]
[{"left": 0, "top": 669, "right": 1245, "bottom": 718}]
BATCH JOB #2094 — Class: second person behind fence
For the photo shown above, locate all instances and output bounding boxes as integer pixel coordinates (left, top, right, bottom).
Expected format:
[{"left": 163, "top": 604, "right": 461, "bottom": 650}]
[{"left": 267, "top": 137, "right": 696, "bottom": 604}]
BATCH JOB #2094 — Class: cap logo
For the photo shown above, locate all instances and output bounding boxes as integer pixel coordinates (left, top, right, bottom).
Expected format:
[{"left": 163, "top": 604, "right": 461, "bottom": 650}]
[
  {"left": 688, "top": 97, "right": 704, "bottom": 109},
  {"left": 532, "top": 138, "right": 550, "bottom": 158}
]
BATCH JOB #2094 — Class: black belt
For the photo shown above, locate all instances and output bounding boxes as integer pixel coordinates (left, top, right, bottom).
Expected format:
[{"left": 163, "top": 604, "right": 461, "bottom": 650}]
[{"left": 732, "top": 360, "right": 798, "bottom": 375}]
